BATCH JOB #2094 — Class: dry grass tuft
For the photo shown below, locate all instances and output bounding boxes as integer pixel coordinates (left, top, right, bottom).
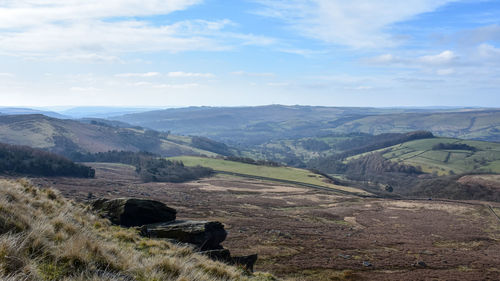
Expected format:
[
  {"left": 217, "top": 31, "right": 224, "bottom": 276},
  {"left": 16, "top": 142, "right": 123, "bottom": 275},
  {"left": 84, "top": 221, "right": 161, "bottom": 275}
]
[{"left": 0, "top": 179, "right": 276, "bottom": 281}]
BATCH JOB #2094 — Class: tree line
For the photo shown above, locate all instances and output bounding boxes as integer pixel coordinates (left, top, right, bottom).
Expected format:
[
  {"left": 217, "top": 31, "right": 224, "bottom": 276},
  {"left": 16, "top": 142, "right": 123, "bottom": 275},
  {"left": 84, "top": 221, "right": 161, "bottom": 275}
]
[
  {"left": 70, "top": 150, "right": 213, "bottom": 183},
  {"left": 0, "top": 143, "right": 94, "bottom": 178},
  {"left": 432, "top": 143, "right": 477, "bottom": 151}
]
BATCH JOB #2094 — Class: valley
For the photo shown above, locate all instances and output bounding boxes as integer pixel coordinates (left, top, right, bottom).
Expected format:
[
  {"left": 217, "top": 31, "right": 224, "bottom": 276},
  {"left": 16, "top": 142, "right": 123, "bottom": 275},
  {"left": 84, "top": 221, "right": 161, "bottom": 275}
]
[
  {"left": 0, "top": 108, "right": 499, "bottom": 280},
  {"left": 3, "top": 2, "right": 500, "bottom": 280}
]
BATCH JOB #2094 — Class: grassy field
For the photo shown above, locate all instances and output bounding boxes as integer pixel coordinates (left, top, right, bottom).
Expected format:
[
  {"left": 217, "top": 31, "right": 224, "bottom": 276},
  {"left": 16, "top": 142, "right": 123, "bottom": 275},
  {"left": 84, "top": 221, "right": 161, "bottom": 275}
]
[
  {"left": 347, "top": 138, "right": 500, "bottom": 175},
  {"left": 170, "top": 156, "right": 370, "bottom": 195}
]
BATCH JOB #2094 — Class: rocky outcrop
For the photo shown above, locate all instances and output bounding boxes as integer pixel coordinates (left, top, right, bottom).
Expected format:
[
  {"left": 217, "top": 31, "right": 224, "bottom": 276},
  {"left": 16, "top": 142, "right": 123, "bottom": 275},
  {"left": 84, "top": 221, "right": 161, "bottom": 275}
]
[
  {"left": 93, "top": 197, "right": 257, "bottom": 272},
  {"left": 142, "top": 220, "right": 227, "bottom": 251},
  {"left": 91, "top": 198, "right": 176, "bottom": 227}
]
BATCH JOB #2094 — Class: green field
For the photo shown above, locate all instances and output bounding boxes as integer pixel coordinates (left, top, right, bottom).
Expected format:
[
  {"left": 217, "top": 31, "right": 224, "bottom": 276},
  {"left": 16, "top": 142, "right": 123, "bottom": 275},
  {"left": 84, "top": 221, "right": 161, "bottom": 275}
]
[
  {"left": 347, "top": 138, "right": 500, "bottom": 175},
  {"left": 170, "top": 156, "right": 370, "bottom": 195}
]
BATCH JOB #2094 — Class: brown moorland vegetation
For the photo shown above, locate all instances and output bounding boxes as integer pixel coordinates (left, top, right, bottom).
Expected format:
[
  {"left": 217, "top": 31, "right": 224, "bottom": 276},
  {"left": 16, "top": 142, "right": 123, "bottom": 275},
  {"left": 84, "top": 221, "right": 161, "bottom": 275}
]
[
  {"left": 0, "top": 178, "right": 276, "bottom": 281},
  {"left": 30, "top": 163, "right": 500, "bottom": 281}
]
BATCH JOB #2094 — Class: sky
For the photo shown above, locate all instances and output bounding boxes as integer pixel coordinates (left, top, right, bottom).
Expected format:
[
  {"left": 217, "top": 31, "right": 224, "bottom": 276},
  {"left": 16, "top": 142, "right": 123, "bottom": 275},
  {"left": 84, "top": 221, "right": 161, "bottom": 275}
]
[{"left": 0, "top": 0, "right": 499, "bottom": 107}]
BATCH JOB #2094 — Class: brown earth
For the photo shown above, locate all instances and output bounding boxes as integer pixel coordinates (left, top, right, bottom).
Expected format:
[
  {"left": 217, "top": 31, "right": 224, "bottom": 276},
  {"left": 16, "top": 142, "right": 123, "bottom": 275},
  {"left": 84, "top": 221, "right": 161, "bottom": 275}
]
[{"left": 26, "top": 163, "right": 500, "bottom": 281}]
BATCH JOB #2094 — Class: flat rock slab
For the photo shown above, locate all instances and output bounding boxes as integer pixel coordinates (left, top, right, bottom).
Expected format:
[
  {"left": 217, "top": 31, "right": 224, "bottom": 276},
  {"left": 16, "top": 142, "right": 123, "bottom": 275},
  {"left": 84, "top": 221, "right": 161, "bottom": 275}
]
[
  {"left": 92, "top": 198, "right": 176, "bottom": 227},
  {"left": 143, "top": 220, "right": 227, "bottom": 250}
]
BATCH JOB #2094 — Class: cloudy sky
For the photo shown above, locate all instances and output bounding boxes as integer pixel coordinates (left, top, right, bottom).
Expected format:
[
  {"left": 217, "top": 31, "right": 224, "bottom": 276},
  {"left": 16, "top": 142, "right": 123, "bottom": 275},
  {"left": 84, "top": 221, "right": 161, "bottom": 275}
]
[{"left": 0, "top": 0, "right": 499, "bottom": 107}]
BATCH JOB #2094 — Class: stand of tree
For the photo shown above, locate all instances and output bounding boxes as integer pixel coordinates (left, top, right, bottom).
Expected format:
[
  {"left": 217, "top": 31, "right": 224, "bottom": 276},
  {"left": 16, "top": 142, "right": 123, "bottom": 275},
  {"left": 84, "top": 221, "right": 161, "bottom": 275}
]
[
  {"left": 432, "top": 143, "right": 477, "bottom": 151},
  {"left": 225, "top": 156, "right": 281, "bottom": 167},
  {"left": 70, "top": 150, "right": 213, "bottom": 183},
  {"left": 0, "top": 143, "right": 94, "bottom": 178},
  {"left": 309, "top": 150, "right": 500, "bottom": 202},
  {"left": 191, "top": 136, "right": 233, "bottom": 156},
  {"left": 308, "top": 131, "right": 434, "bottom": 174}
]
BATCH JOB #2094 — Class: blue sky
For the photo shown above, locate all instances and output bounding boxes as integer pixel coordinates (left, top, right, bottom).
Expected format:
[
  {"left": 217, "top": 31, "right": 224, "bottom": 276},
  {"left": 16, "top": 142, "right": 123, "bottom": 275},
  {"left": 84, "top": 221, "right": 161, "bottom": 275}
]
[{"left": 0, "top": 0, "right": 499, "bottom": 107}]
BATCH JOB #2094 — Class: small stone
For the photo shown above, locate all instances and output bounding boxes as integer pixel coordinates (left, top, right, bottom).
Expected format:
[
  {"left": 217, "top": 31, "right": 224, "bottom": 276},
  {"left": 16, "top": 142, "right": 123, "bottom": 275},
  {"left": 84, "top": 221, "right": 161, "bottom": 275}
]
[
  {"left": 338, "top": 254, "right": 351, "bottom": 259},
  {"left": 363, "top": 261, "right": 372, "bottom": 267},
  {"left": 417, "top": 261, "right": 427, "bottom": 267}
]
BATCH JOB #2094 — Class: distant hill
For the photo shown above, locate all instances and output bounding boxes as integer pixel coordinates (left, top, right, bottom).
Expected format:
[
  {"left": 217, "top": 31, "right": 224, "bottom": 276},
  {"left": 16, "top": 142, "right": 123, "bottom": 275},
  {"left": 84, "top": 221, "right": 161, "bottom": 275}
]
[
  {"left": 333, "top": 110, "right": 500, "bottom": 142},
  {"left": 59, "top": 106, "right": 164, "bottom": 118},
  {"left": 0, "top": 114, "right": 220, "bottom": 158},
  {"left": 111, "top": 105, "right": 500, "bottom": 144},
  {"left": 0, "top": 107, "right": 67, "bottom": 118}
]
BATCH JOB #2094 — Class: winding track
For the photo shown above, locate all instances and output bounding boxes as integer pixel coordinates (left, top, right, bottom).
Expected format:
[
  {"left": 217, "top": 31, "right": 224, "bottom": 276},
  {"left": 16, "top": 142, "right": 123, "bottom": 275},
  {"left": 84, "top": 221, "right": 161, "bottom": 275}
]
[
  {"left": 215, "top": 170, "right": 500, "bottom": 224},
  {"left": 213, "top": 170, "right": 376, "bottom": 198}
]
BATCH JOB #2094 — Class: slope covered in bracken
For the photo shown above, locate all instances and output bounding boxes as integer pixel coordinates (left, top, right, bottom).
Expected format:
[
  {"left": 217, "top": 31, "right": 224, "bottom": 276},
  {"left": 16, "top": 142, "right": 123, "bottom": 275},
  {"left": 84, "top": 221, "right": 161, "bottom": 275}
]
[{"left": 0, "top": 179, "right": 275, "bottom": 281}]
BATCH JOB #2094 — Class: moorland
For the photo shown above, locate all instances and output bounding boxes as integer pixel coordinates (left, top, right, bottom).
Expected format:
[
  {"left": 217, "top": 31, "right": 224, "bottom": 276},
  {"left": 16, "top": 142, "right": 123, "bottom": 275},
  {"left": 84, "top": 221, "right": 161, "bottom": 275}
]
[{"left": 0, "top": 105, "right": 499, "bottom": 280}]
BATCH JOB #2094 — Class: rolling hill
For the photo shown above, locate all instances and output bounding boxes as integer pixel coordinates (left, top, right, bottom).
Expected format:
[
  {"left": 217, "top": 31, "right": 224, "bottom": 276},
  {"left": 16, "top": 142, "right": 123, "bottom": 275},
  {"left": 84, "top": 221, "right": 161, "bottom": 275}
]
[
  {"left": 346, "top": 137, "right": 500, "bottom": 175},
  {"left": 333, "top": 110, "right": 500, "bottom": 142},
  {"left": 0, "top": 107, "right": 67, "bottom": 118},
  {"left": 0, "top": 114, "right": 218, "bottom": 158},
  {"left": 111, "top": 105, "right": 500, "bottom": 144}
]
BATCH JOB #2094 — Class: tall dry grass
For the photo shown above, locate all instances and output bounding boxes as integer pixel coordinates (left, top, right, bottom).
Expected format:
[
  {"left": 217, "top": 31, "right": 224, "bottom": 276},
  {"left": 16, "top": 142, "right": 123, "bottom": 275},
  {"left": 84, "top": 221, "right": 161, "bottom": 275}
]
[{"left": 0, "top": 179, "right": 276, "bottom": 281}]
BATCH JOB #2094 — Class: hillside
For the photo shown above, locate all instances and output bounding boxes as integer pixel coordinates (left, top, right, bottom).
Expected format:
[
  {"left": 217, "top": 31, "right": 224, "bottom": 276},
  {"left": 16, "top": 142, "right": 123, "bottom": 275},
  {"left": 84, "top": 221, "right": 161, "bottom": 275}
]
[
  {"left": 111, "top": 105, "right": 500, "bottom": 144},
  {"left": 0, "top": 107, "right": 67, "bottom": 118},
  {"left": 347, "top": 138, "right": 500, "bottom": 175},
  {"left": 244, "top": 131, "right": 435, "bottom": 166},
  {"left": 334, "top": 110, "right": 500, "bottom": 142},
  {"left": 0, "top": 179, "right": 274, "bottom": 280},
  {"left": 30, "top": 160, "right": 500, "bottom": 281},
  {"left": 169, "top": 156, "right": 370, "bottom": 196},
  {"left": 0, "top": 114, "right": 218, "bottom": 158}
]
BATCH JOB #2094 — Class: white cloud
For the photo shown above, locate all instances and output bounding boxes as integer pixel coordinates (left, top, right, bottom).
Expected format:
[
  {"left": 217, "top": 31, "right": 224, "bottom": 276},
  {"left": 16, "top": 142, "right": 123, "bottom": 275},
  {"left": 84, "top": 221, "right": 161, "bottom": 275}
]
[
  {"left": 267, "top": 82, "right": 289, "bottom": 87},
  {"left": 365, "top": 54, "right": 403, "bottom": 64},
  {"left": 0, "top": 0, "right": 203, "bottom": 29},
  {"left": 0, "top": 20, "right": 229, "bottom": 55},
  {"left": 153, "top": 83, "right": 199, "bottom": 89},
  {"left": 0, "top": 1, "right": 275, "bottom": 58},
  {"left": 131, "top": 82, "right": 153, "bottom": 87},
  {"left": 0, "top": 73, "right": 14, "bottom": 77},
  {"left": 254, "top": 0, "right": 458, "bottom": 48},
  {"left": 436, "top": 68, "right": 455, "bottom": 75},
  {"left": 116, "top": 72, "right": 160, "bottom": 78},
  {"left": 477, "top": 43, "right": 500, "bottom": 60},
  {"left": 53, "top": 53, "right": 122, "bottom": 63},
  {"left": 277, "top": 48, "right": 327, "bottom": 57},
  {"left": 419, "top": 50, "right": 457, "bottom": 65},
  {"left": 365, "top": 50, "right": 461, "bottom": 68},
  {"left": 456, "top": 24, "right": 500, "bottom": 46},
  {"left": 231, "top": 71, "right": 275, "bottom": 77},
  {"left": 70, "top": 86, "right": 102, "bottom": 92},
  {"left": 344, "top": 85, "right": 373, "bottom": 90},
  {"left": 167, "top": 71, "right": 215, "bottom": 78}
]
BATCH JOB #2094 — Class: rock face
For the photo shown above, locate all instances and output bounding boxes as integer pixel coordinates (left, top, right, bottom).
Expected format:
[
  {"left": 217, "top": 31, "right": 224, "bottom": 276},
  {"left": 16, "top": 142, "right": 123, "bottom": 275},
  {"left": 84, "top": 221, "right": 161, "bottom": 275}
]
[
  {"left": 142, "top": 220, "right": 227, "bottom": 251},
  {"left": 92, "top": 198, "right": 176, "bottom": 227}
]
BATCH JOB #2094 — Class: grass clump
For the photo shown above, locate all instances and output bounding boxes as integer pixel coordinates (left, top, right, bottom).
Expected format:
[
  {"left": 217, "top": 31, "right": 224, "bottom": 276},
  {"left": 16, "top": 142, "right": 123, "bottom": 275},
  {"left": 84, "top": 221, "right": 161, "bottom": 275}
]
[{"left": 0, "top": 179, "right": 275, "bottom": 280}]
